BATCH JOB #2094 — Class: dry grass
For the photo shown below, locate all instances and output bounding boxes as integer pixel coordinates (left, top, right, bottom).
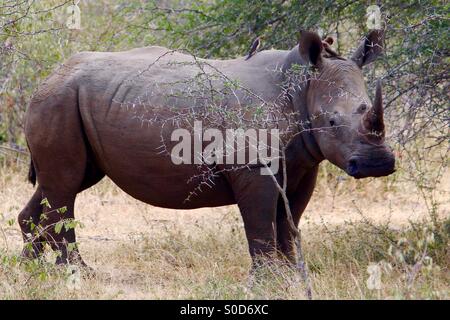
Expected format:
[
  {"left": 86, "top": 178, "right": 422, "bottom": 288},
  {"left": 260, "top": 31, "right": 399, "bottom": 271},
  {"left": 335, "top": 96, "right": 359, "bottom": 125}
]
[{"left": 0, "top": 157, "right": 448, "bottom": 299}]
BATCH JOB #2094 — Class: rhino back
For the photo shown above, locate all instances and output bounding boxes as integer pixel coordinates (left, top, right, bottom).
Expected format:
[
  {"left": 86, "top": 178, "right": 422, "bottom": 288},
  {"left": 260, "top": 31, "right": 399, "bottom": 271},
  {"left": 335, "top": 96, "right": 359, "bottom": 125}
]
[{"left": 74, "top": 46, "right": 288, "bottom": 108}]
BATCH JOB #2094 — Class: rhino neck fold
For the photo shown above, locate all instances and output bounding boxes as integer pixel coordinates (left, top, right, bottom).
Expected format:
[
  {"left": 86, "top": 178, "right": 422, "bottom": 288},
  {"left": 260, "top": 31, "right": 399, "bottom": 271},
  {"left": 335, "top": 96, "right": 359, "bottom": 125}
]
[
  {"left": 299, "top": 124, "right": 324, "bottom": 166},
  {"left": 283, "top": 84, "right": 324, "bottom": 168},
  {"left": 299, "top": 81, "right": 324, "bottom": 165},
  {"left": 281, "top": 48, "right": 325, "bottom": 167},
  {"left": 285, "top": 128, "right": 323, "bottom": 172}
]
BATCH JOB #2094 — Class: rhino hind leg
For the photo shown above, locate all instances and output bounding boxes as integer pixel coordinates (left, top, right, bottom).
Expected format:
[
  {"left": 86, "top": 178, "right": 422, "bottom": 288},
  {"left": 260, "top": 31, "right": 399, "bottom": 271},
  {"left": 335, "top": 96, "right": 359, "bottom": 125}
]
[
  {"left": 39, "top": 191, "right": 86, "bottom": 266},
  {"left": 18, "top": 187, "right": 89, "bottom": 266},
  {"left": 32, "top": 152, "right": 89, "bottom": 266},
  {"left": 23, "top": 91, "right": 92, "bottom": 266},
  {"left": 19, "top": 155, "right": 103, "bottom": 265},
  {"left": 18, "top": 186, "right": 45, "bottom": 259}
]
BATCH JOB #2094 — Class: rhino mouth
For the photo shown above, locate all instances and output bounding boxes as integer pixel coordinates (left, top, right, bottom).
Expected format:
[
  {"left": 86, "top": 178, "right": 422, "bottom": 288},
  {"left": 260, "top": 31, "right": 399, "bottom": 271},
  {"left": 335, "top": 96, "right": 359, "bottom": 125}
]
[{"left": 346, "top": 155, "right": 395, "bottom": 179}]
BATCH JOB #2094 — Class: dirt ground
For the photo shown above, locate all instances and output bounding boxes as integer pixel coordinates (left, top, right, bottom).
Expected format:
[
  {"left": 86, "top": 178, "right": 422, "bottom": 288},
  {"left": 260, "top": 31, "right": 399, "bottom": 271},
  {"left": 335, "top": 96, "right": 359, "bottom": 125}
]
[
  {"left": 0, "top": 164, "right": 448, "bottom": 299},
  {"left": 2, "top": 167, "right": 448, "bottom": 245}
]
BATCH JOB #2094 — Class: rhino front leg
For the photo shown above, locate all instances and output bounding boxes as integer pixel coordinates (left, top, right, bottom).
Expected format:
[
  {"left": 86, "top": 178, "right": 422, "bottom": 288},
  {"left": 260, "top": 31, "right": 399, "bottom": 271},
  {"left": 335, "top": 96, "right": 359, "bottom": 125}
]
[
  {"left": 229, "top": 170, "right": 279, "bottom": 268},
  {"left": 277, "top": 166, "right": 318, "bottom": 264}
]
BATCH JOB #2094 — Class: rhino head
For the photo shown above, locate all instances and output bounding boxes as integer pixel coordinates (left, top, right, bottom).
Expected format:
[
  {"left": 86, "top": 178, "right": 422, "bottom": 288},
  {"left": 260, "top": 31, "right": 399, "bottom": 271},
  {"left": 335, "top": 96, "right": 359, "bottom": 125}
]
[{"left": 298, "top": 30, "right": 395, "bottom": 179}]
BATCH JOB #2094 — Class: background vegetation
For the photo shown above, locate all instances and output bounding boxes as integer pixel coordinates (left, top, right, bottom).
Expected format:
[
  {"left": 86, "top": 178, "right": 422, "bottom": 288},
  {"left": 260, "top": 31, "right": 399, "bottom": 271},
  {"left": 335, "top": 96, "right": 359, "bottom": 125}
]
[
  {"left": 0, "top": 0, "right": 448, "bottom": 299},
  {"left": 1, "top": 0, "right": 448, "bottom": 148}
]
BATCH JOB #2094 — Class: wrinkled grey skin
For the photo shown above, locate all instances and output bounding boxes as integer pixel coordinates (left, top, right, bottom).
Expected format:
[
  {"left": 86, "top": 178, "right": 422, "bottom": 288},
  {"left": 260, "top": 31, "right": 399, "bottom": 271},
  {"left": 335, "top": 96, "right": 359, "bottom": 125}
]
[{"left": 20, "top": 30, "right": 394, "bottom": 267}]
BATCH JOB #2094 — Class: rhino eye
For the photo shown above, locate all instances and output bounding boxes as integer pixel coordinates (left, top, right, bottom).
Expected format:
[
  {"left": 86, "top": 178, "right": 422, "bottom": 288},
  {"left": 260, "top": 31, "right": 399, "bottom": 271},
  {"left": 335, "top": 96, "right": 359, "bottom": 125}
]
[
  {"left": 357, "top": 104, "right": 368, "bottom": 113},
  {"left": 329, "top": 119, "right": 336, "bottom": 126}
]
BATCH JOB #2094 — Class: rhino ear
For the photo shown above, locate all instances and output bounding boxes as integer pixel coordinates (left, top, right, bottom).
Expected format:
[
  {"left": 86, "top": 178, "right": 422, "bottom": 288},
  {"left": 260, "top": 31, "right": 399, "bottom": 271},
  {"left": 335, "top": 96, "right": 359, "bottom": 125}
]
[
  {"left": 351, "top": 29, "right": 384, "bottom": 68},
  {"left": 298, "top": 30, "right": 323, "bottom": 67}
]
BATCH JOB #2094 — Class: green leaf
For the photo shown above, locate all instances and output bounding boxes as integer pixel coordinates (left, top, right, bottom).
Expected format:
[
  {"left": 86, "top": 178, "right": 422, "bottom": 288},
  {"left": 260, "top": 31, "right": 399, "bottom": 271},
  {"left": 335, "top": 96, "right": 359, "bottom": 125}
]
[
  {"left": 67, "top": 242, "right": 77, "bottom": 253},
  {"left": 54, "top": 221, "right": 63, "bottom": 234},
  {"left": 57, "top": 206, "right": 68, "bottom": 215},
  {"left": 40, "top": 198, "right": 51, "bottom": 208}
]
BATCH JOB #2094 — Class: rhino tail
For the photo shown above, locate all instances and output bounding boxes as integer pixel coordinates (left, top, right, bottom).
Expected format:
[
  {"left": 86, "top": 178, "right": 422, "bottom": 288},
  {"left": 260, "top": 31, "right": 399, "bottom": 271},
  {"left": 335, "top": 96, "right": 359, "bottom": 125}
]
[{"left": 28, "top": 158, "right": 36, "bottom": 187}]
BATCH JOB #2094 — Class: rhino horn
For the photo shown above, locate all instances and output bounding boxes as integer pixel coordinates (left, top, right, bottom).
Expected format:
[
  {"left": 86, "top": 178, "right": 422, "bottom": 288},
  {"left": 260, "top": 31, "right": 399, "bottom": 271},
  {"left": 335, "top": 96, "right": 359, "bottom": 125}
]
[{"left": 364, "top": 80, "right": 385, "bottom": 136}]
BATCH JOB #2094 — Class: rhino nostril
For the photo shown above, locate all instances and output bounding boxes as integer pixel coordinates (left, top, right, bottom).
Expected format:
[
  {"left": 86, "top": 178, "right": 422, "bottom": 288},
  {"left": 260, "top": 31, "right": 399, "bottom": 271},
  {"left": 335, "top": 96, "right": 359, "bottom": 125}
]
[{"left": 347, "top": 158, "right": 359, "bottom": 176}]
